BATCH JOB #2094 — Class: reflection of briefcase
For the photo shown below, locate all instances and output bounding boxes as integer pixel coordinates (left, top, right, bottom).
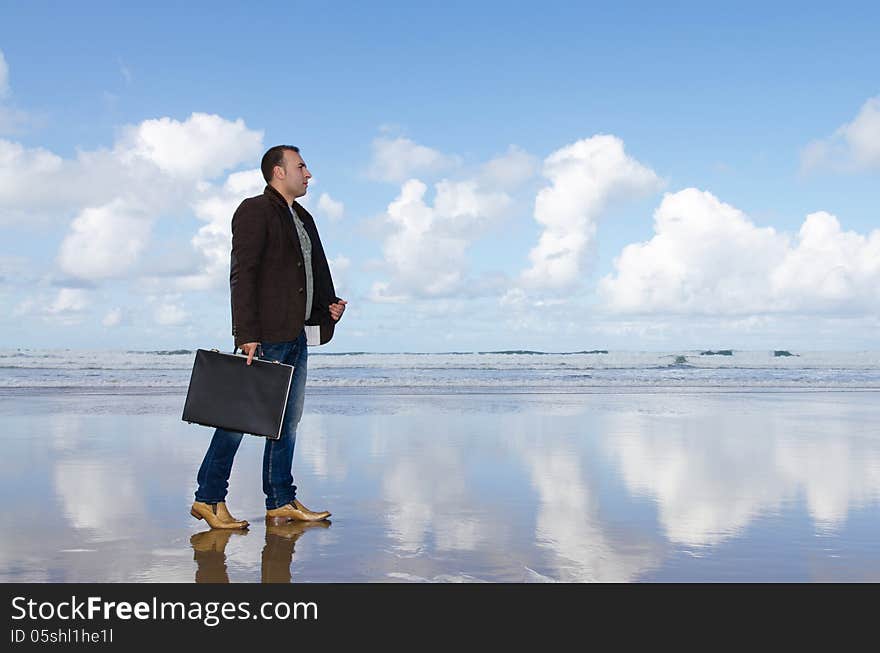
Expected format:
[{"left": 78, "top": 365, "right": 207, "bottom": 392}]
[{"left": 182, "top": 347, "right": 294, "bottom": 440}]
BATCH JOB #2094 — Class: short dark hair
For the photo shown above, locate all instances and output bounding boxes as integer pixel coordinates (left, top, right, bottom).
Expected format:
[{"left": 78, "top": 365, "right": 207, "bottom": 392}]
[{"left": 261, "top": 145, "right": 300, "bottom": 183}]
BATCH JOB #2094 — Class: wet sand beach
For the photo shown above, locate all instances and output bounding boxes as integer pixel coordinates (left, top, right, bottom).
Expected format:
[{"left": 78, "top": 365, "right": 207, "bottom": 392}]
[{"left": 1, "top": 387, "right": 879, "bottom": 582}]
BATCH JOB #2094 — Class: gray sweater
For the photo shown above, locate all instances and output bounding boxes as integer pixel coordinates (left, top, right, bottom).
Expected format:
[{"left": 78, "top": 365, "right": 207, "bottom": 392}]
[{"left": 289, "top": 205, "right": 313, "bottom": 321}]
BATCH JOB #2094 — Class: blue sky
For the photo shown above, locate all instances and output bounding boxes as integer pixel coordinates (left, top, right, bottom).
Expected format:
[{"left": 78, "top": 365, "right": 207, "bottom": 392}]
[{"left": 1, "top": 1, "right": 878, "bottom": 351}]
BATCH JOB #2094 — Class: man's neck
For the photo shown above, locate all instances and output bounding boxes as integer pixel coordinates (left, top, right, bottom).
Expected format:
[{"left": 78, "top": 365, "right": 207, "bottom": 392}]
[{"left": 269, "top": 182, "right": 296, "bottom": 207}]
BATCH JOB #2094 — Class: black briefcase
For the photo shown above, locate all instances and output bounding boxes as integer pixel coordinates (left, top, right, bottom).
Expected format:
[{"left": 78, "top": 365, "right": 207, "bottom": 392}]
[{"left": 182, "top": 347, "right": 294, "bottom": 440}]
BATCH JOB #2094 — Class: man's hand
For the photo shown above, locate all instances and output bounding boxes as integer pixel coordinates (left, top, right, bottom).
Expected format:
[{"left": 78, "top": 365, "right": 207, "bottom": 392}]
[
  {"left": 329, "top": 298, "right": 347, "bottom": 322},
  {"left": 240, "top": 342, "right": 260, "bottom": 365}
]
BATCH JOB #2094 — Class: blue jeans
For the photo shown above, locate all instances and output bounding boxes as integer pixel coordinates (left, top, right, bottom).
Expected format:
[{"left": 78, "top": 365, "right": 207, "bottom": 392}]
[{"left": 195, "top": 328, "right": 308, "bottom": 510}]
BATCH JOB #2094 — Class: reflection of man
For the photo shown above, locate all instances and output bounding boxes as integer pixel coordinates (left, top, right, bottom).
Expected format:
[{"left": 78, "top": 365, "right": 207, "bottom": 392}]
[
  {"left": 262, "top": 521, "right": 330, "bottom": 583},
  {"left": 189, "top": 530, "right": 245, "bottom": 583},
  {"left": 190, "top": 521, "right": 329, "bottom": 583},
  {"left": 190, "top": 145, "right": 347, "bottom": 530}
]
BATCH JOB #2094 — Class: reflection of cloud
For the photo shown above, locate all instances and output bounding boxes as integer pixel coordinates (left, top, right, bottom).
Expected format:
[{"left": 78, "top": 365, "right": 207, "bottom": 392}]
[
  {"left": 379, "top": 441, "right": 483, "bottom": 553},
  {"left": 386, "top": 572, "right": 487, "bottom": 582},
  {"left": 510, "top": 425, "right": 659, "bottom": 581},
  {"left": 364, "top": 402, "right": 660, "bottom": 580},
  {"left": 384, "top": 465, "right": 432, "bottom": 553},
  {"left": 367, "top": 418, "right": 487, "bottom": 555},
  {"left": 1, "top": 401, "right": 245, "bottom": 581},
  {"left": 435, "top": 518, "right": 486, "bottom": 552},
  {"left": 297, "top": 415, "right": 349, "bottom": 481},
  {"left": 775, "top": 436, "right": 880, "bottom": 530},
  {"left": 54, "top": 458, "right": 144, "bottom": 540},
  {"left": 609, "top": 423, "right": 788, "bottom": 547},
  {"left": 604, "top": 398, "right": 880, "bottom": 546}
]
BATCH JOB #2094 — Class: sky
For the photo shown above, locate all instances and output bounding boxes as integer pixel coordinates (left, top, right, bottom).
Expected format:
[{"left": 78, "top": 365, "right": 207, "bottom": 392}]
[{"left": 0, "top": 1, "right": 878, "bottom": 352}]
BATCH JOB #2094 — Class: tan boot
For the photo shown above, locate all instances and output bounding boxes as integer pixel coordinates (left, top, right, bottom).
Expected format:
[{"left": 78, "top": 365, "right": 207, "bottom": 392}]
[
  {"left": 293, "top": 498, "right": 331, "bottom": 520},
  {"left": 265, "top": 501, "right": 330, "bottom": 524},
  {"left": 216, "top": 502, "right": 249, "bottom": 528},
  {"left": 191, "top": 501, "right": 249, "bottom": 529}
]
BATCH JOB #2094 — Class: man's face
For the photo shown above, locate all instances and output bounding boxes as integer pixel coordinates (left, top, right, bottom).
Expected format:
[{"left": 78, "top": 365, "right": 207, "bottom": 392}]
[{"left": 276, "top": 149, "right": 312, "bottom": 199}]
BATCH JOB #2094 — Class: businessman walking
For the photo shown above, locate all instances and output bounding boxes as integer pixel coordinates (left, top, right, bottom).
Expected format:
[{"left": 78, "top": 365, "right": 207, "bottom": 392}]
[{"left": 191, "top": 145, "right": 346, "bottom": 529}]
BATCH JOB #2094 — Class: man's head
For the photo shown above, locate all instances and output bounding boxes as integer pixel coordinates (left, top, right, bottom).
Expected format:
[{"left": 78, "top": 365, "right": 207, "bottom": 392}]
[{"left": 261, "top": 145, "right": 312, "bottom": 200}]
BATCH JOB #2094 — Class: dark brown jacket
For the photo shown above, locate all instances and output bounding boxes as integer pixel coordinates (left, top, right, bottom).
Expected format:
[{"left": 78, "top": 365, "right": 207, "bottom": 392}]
[{"left": 230, "top": 184, "right": 341, "bottom": 348}]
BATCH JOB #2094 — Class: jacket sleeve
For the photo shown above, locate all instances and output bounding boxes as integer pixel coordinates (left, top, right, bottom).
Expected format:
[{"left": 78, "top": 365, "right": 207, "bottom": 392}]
[{"left": 230, "top": 199, "right": 267, "bottom": 346}]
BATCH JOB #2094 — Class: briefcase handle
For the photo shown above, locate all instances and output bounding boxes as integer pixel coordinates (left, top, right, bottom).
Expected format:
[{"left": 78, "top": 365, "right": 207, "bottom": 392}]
[
  {"left": 231, "top": 343, "right": 262, "bottom": 357},
  {"left": 225, "top": 343, "right": 282, "bottom": 364}
]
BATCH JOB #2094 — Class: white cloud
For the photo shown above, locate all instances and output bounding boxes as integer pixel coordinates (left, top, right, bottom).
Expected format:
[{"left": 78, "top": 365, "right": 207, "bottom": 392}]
[
  {"left": 102, "top": 308, "right": 123, "bottom": 327},
  {"left": 173, "top": 168, "right": 265, "bottom": 291},
  {"left": 317, "top": 192, "right": 344, "bottom": 221},
  {"left": 597, "top": 188, "right": 880, "bottom": 316},
  {"left": 770, "top": 211, "right": 880, "bottom": 310},
  {"left": 0, "top": 111, "right": 266, "bottom": 288},
  {"left": 0, "top": 92, "right": 271, "bottom": 336},
  {"left": 1, "top": 112, "right": 263, "bottom": 227},
  {"left": 154, "top": 300, "right": 188, "bottom": 326},
  {"left": 8, "top": 286, "right": 92, "bottom": 321},
  {"left": 517, "top": 135, "right": 662, "bottom": 293},
  {"left": 368, "top": 136, "right": 461, "bottom": 183},
  {"left": 115, "top": 112, "right": 263, "bottom": 180},
  {"left": 23, "top": 288, "right": 93, "bottom": 325},
  {"left": 57, "top": 199, "right": 152, "bottom": 281},
  {"left": 478, "top": 145, "right": 539, "bottom": 189},
  {"left": 369, "top": 178, "right": 511, "bottom": 302},
  {"left": 0, "top": 140, "right": 64, "bottom": 213},
  {"left": 801, "top": 96, "right": 880, "bottom": 171},
  {"left": 47, "top": 288, "right": 90, "bottom": 314},
  {"left": 1, "top": 144, "right": 156, "bottom": 222}
]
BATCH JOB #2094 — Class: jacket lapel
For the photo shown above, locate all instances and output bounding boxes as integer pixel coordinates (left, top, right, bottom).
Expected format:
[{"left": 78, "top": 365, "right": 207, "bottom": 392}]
[
  {"left": 263, "top": 185, "right": 302, "bottom": 253},
  {"left": 281, "top": 207, "right": 301, "bottom": 252},
  {"left": 292, "top": 200, "right": 330, "bottom": 289}
]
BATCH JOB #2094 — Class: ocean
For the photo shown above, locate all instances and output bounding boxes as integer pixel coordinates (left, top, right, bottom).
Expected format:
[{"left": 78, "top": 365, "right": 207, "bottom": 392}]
[{"left": 2, "top": 348, "right": 879, "bottom": 392}]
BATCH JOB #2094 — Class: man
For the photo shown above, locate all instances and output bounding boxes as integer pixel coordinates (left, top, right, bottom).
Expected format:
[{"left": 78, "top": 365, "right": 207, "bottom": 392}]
[{"left": 190, "top": 144, "right": 347, "bottom": 530}]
